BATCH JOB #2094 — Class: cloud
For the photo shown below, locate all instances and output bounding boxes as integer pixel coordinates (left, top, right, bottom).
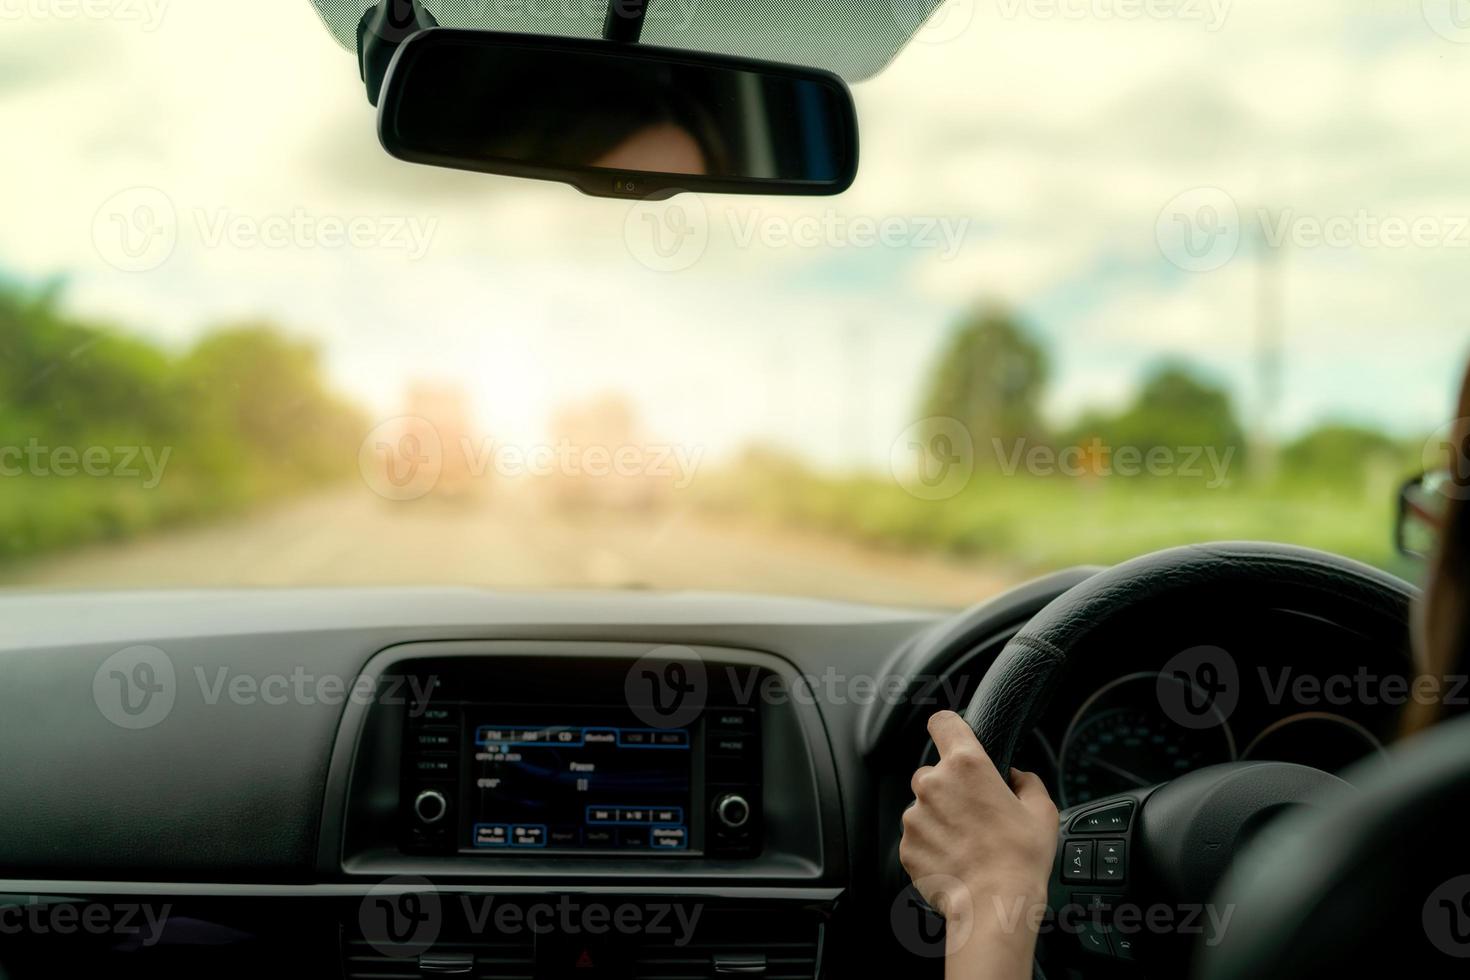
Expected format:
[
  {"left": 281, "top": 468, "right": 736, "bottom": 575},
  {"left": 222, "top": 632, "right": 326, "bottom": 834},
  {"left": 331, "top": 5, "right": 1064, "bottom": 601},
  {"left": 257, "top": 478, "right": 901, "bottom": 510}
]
[{"left": 0, "top": 0, "right": 1465, "bottom": 471}]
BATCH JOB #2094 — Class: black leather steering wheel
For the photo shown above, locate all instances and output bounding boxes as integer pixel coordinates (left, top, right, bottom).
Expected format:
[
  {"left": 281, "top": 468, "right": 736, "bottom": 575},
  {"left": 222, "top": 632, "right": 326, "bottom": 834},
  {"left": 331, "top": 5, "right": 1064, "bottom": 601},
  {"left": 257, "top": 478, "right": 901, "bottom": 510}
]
[
  {"left": 955, "top": 541, "right": 1415, "bottom": 975},
  {"left": 1197, "top": 711, "right": 1470, "bottom": 978}
]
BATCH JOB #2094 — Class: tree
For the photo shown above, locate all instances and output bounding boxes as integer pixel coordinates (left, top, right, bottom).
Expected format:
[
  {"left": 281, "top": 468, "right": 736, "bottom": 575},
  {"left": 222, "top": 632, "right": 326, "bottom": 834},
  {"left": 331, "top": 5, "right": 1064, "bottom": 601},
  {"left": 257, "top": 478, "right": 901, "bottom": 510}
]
[
  {"left": 175, "top": 324, "right": 364, "bottom": 484},
  {"left": 1281, "top": 423, "right": 1410, "bottom": 486},
  {"left": 0, "top": 284, "right": 181, "bottom": 445},
  {"left": 918, "top": 305, "right": 1050, "bottom": 465},
  {"left": 1067, "top": 361, "right": 1246, "bottom": 473},
  {"left": 0, "top": 277, "right": 366, "bottom": 561}
]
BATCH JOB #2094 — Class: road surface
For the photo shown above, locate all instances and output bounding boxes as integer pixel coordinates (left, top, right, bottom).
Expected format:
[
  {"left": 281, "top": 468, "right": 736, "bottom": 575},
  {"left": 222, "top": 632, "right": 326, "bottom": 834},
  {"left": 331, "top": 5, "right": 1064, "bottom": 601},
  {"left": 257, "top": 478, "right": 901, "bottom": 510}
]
[{"left": 2, "top": 487, "right": 1018, "bottom": 609}]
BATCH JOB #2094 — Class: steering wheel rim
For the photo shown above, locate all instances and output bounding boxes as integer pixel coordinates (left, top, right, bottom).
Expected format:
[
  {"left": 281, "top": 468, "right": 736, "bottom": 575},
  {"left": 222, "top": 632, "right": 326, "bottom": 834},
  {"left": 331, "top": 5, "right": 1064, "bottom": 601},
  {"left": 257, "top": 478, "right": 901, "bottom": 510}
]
[
  {"left": 953, "top": 541, "right": 1414, "bottom": 972},
  {"left": 959, "top": 541, "right": 1413, "bottom": 775}
]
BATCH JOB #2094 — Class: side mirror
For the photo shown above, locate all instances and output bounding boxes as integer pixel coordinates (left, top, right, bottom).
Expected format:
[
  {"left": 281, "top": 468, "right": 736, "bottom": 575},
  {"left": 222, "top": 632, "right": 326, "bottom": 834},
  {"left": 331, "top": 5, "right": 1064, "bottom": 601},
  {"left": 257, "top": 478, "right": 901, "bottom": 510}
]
[
  {"left": 376, "top": 28, "right": 859, "bottom": 199},
  {"left": 1397, "top": 470, "right": 1452, "bottom": 558}
]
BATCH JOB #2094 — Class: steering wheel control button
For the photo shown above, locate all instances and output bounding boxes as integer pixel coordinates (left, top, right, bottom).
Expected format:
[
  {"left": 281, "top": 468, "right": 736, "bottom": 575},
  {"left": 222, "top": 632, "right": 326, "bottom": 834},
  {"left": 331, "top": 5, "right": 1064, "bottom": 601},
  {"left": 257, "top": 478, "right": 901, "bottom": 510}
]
[
  {"left": 1070, "top": 801, "right": 1135, "bottom": 834},
  {"left": 715, "top": 793, "right": 752, "bottom": 829},
  {"left": 1097, "top": 840, "right": 1126, "bottom": 882},
  {"left": 413, "top": 789, "right": 448, "bottom": 824},
  {"left": 1076, "top": 920, "right": 1113, "bottom": 956},
  {"left": 1063, "top": 840, "right": 1095, "bottom": 882},
  {"left": 1072, "top": 893, "right": 1115, "bottom": 918}
]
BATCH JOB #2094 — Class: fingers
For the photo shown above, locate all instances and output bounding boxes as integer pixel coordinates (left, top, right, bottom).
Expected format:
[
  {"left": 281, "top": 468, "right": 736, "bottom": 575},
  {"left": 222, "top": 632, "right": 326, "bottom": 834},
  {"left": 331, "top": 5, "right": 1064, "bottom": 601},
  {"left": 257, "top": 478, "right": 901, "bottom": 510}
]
[
  {"left": 910, "top": 765, "right": 936, "bottom": 798},
  {"left": 1008, "top": 767, "right": 1045, "bottom": 797},
  {"left": 1010, "top": 768, "right": 1060, "bottom": 824},
  {"left": 926, "top": 709, "right": 985, "bottom": 762}
]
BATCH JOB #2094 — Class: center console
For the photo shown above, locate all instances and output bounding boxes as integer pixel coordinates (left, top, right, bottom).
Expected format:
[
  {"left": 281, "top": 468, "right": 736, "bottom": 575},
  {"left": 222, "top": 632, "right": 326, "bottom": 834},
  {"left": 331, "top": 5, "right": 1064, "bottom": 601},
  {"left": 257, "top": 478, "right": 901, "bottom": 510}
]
[{"left": 322, "top": 640, "right": 841, "bottom": 976}]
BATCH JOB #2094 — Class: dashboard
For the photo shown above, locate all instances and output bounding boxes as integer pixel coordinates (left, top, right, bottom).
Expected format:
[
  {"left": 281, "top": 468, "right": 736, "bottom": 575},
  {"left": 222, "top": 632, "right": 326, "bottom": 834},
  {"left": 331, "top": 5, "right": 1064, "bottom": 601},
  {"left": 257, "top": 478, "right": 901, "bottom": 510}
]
[
  {"left": 0, "top": 563, "right": 1416, "bottom": 979},
  {"left": 907, "top": 607, "right": 1407, "bottom": 813}
]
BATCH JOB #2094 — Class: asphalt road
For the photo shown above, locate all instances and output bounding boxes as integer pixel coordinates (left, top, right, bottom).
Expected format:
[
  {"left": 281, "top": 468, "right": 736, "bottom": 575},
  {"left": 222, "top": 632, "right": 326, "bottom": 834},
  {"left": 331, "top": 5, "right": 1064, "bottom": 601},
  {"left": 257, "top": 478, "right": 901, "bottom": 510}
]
[{"left": 3, "top": 488, "right": 1016, "bottom": 609}]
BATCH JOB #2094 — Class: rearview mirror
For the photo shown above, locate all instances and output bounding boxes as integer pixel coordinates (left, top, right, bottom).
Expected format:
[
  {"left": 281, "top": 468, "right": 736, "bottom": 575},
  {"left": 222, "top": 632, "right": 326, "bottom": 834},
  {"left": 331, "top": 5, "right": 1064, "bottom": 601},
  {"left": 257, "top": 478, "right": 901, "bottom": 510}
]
[{"left": 377, "top": 29, "right": 859, "bottom": 199}]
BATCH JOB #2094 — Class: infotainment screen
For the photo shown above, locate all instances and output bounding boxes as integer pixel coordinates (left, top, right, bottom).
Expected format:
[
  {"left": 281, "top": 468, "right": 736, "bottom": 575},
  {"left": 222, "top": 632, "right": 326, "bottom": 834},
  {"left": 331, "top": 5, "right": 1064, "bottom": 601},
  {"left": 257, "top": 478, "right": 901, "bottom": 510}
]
[{"left": 464, "top": 709, "right": 692, "bottom": 852}]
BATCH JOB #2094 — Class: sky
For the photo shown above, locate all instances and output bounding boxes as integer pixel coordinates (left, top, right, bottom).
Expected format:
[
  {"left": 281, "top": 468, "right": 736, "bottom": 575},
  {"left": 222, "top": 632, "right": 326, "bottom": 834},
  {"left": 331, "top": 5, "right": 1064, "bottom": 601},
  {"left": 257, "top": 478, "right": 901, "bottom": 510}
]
[{"left": 1, "top": 0, "right": 1468, "bottom": 470}]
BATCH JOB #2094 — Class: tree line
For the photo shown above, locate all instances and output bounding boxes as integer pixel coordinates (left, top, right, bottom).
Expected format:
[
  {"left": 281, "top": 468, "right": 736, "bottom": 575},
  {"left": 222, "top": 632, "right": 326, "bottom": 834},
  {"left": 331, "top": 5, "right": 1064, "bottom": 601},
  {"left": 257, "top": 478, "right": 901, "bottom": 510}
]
[
  {"left": 0, "top": 279, "right": 363, "bottom": 560},
  {"left": 919, "top": 305, "right": 1417, "bottom": 488}
]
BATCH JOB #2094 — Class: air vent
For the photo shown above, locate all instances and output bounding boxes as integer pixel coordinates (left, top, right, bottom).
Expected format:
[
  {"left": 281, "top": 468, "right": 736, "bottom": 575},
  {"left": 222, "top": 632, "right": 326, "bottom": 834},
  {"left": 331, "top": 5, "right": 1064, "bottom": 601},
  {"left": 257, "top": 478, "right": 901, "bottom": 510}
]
[
  {"left": 632, "top": 938, "right": 820, "bottom": 980},
  {"left": 342, "top": 937, "right": 535, "bottom": 980},
  {"left": 631, "top": 912, "right": 823, "bottom": 980},
  {"left": 342, "top": 904, "right": 824, "bottom": 980}
]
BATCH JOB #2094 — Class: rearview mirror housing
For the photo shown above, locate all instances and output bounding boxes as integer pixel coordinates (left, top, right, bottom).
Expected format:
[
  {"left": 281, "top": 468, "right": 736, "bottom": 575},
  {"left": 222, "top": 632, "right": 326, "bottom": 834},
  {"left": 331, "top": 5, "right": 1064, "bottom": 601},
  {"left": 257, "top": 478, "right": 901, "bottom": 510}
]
[{"left": 376, "top": 29, "right": 859, "bottom": 199}]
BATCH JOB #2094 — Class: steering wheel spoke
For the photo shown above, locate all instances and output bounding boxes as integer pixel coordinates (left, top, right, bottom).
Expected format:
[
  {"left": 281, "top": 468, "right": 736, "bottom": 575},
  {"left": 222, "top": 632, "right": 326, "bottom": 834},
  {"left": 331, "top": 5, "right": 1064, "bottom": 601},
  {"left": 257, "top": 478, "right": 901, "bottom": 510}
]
[{"left": 1047, "top": 789, "right": 1154, "bottom": 966}]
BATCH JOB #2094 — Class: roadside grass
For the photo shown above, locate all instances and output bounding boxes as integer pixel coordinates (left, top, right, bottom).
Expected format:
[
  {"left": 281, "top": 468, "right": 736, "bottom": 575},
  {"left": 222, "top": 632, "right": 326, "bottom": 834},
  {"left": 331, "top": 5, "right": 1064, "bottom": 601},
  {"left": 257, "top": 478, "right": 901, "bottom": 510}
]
[
  {"left": 692, "top": 462, "right": 1420, "bottom": 583},
  {"left": 0, "top": 468, "right": 354, "bottom": 564}
]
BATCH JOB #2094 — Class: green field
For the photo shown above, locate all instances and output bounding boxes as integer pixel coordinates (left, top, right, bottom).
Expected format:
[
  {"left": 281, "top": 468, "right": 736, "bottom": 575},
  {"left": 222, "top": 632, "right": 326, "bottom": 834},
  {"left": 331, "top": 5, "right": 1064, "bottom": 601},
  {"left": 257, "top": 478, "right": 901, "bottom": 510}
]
[{"left": 694, "top": 458, "right": 1421, "bottom": 583}]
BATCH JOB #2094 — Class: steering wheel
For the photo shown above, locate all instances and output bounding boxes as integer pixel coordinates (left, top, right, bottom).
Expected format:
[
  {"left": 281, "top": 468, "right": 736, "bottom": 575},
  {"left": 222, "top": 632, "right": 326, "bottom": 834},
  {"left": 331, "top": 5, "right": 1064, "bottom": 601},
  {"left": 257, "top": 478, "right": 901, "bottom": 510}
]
[
  {"left": 954, "top": 541, "right": 1414, "bottom": 975},
  {"left": 1196, "top": 711, "right": 1470, "bottom": 978}
]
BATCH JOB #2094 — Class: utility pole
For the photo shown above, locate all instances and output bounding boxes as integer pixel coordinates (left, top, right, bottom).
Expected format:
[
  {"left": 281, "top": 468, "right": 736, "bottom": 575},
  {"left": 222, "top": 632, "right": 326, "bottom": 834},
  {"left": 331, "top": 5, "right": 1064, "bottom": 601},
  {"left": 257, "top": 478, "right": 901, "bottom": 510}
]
[
  {"left": 844, "top": 321, "right": 873, "bottom": 472},
  {"left": 1252, "top": 211, "right": 1285, "bottom": 482}
]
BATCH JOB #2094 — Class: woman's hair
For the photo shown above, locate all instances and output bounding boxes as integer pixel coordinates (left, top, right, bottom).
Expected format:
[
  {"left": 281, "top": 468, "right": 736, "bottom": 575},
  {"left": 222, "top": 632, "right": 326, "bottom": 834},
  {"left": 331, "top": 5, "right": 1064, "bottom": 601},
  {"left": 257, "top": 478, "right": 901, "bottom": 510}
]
[{"left": 1402, "top": 362, "right": 1470, "bottom": 735}]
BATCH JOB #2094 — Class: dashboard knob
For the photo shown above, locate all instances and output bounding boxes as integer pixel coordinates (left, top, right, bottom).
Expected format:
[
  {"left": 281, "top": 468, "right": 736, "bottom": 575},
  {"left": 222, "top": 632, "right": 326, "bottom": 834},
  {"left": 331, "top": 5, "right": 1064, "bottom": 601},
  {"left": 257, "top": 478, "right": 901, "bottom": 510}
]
[
  {"left": 413, "top": 789, "right": 448, "bottom": 825},
  {"left": 714, "top": 793, "right": 751, "bottom": 830}
]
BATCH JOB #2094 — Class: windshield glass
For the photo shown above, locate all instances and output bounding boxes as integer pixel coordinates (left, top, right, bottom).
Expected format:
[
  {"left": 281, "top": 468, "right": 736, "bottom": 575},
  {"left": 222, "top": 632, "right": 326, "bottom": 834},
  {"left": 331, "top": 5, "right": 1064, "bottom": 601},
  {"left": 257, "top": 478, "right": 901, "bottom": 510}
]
[{"left": 0, "top": 1, "right": 1463, "bottom": 606}]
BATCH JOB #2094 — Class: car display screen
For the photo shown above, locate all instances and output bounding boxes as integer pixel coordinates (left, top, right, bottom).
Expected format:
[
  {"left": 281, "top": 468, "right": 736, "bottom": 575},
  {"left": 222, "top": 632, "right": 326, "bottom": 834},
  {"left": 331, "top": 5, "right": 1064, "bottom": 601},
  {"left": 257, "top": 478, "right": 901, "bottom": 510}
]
[{"left": 464, "top": 711, "right": 692, "bottom": 852}]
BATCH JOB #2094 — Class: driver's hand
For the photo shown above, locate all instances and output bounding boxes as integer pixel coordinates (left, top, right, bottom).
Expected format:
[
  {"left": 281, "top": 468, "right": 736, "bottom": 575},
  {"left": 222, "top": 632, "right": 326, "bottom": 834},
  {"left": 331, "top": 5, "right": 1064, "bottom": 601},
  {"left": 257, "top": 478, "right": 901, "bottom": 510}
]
[{"left": 900, "top": 710, "right": 1058, "bottom": 955}]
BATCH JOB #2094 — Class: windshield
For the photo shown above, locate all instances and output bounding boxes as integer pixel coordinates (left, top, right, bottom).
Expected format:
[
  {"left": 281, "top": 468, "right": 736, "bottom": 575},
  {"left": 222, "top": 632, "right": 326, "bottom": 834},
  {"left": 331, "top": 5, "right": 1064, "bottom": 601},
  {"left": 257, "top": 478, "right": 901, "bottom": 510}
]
[{"left": 0, "top": 1, "right": 1462, "bottom": 606}]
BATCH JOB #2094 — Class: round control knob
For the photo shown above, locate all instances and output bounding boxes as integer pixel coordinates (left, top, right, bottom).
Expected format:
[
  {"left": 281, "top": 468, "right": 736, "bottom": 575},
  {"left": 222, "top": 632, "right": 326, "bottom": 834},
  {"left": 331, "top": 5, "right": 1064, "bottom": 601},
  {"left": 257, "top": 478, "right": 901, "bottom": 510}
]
[
  {"left": 714, "top": 793, "right": 751, "bottom": 830},
  {"left": 413, "top": 789, "right": 448, "bottom": 825}
]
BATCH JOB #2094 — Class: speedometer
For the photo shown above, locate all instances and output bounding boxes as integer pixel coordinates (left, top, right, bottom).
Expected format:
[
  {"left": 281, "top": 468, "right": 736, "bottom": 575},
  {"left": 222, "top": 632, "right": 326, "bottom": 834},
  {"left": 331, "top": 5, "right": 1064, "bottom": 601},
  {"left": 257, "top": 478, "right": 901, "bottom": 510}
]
[{"left": 1059, "top": 672, "right": 1236, "bottom": 807}]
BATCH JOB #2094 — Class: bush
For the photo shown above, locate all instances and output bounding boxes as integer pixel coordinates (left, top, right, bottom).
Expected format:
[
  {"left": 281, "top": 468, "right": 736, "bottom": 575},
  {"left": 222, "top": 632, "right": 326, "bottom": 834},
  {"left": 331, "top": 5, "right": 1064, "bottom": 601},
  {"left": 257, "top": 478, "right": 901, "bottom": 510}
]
[{"left": 0, "top": 281, "right": 364, "bottom": 564}]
